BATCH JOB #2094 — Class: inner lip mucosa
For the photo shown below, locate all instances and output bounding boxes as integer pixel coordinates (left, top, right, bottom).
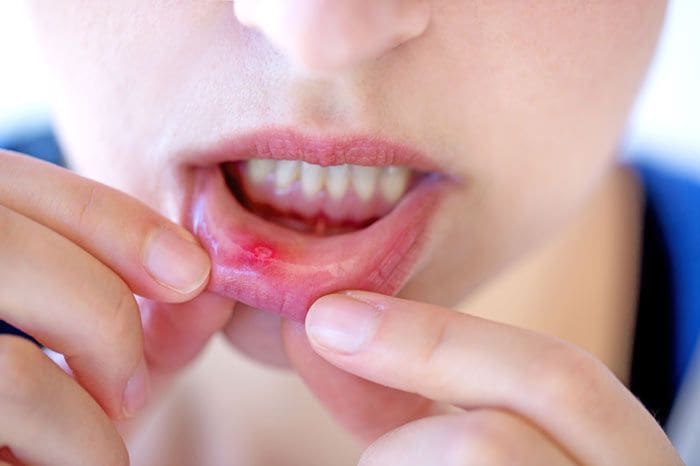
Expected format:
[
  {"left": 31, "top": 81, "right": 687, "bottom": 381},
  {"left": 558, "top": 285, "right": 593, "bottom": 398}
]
[{"left": 222, "top": 159, "right": 419, "bottom": 236}]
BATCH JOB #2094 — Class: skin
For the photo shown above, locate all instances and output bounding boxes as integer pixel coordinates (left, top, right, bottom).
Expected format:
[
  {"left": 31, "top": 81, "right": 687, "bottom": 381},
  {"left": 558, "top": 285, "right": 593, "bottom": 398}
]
[{"left": 0, "top": 0, "right": 683, "bottom": 464}]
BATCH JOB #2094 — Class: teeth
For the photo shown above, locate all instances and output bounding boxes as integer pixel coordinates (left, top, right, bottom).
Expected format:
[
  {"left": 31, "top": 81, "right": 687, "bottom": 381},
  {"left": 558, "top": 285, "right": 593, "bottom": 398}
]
[
  {"left": 246, "top": 159, "right": 411, "bottom": 203},
  {"left": 275, "top": 160, "right": 300, "bottom": 190},
  {"left": 351, "top": 165, "right": 380, "bottom": 202},
  {"left": 247, "top": 159, "right": 275, "bottom": 184},
  {"left": 326, "top": 164, "right": 350, "bottom": 200},
  {"left": 380, "top": 166, "right": 410, "bottom": 203},
  {"left": 300, "top": 161, "right": 326, "bottom": 198}
]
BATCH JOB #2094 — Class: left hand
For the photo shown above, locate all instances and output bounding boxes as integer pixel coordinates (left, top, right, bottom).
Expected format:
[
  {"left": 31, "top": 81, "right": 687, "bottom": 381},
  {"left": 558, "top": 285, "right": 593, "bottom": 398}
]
[{"left": 282, "top": 291, "right": 683, "bottom": 465}]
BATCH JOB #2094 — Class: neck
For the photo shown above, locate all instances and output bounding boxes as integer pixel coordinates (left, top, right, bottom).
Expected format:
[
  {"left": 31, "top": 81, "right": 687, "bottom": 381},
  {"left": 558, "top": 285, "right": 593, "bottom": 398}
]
[{"left": 457, "top": 165, "right": 643, "bottom": 383}]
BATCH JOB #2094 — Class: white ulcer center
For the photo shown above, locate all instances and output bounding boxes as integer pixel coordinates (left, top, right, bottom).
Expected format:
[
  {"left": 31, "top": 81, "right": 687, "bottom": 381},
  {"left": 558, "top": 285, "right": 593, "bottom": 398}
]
[{"left": 245, "top": 159, "right": 411, "bottom": 204}]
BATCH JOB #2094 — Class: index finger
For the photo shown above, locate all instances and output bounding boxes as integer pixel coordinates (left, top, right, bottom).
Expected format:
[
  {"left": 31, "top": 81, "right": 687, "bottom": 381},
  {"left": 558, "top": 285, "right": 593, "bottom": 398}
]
[
  {"left": 0, "top": 151, "right": 210, "bottom": 302},
  {"left": 305, "top": 291, "right": 683, "bottom": 466},
  {"left": 0, "top": 204, "right": 147, "bottom": 419}
]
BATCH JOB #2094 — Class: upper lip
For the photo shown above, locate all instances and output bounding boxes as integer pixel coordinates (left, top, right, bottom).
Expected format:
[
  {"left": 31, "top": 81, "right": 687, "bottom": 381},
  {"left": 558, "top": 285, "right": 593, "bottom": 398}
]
[{"left": 182, "top": 127, "right": 444, "bottom": 173}]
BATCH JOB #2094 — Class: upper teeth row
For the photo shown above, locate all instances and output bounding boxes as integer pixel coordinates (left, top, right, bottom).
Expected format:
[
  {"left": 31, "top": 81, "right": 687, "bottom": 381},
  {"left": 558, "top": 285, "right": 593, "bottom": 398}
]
[{"left": 245, "top": 159, "right": 411, "bottom": 203}]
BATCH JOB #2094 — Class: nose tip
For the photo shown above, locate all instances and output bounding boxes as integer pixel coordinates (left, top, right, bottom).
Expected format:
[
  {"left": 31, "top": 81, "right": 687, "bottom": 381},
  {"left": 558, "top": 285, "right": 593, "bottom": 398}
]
[{"left": 234, "top": 0, "right": 431, "bottom": 74}]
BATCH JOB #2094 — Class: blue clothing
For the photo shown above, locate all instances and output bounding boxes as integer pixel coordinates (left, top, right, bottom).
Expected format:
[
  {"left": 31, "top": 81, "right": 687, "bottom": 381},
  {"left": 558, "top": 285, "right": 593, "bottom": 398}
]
[
  {"left": 1, "top": 125, "right": 700, "bottom": 425},
  {"left": 637, "top": 161, "right": 700, "bottom": 387},
  {"left": 0, "top": 120, "right": 64, "bottom": 166}
]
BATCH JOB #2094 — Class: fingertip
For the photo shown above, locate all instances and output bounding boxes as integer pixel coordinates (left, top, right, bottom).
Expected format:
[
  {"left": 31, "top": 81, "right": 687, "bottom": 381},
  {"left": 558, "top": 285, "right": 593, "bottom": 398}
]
[
  {"left": 142, "top": 227, "right": 211, "bottom": 297},
  {"left": 306, "top": 293, "right": 382, "bottom": 355}
]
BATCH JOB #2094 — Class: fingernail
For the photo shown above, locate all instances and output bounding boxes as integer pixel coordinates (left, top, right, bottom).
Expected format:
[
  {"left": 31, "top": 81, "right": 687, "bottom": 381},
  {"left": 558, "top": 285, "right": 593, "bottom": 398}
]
[
  {"left": 144, "top": 228, "right": 210, "bottom": 294},
  {"left": 306, "top": 293, "right": 382, "bottom": 354},
  {"left": 122, "top": 357, "right": 149, "bottom": 418}
]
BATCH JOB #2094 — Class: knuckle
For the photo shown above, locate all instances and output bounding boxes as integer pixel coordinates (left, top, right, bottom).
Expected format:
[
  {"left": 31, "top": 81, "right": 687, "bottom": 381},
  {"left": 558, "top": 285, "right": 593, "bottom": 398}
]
[
  {"left": 526, "top": 340, "right": 607, "bottom": 410},
  {"left": 419, "top": 314, "right": 451, "bottom": 368},
  {"left": 76, "top": 183, "right": 102, "bottom": 232},
  {"left": 415, "top": 314, "right": 459, "bottom": 396},
  {"left": 444, "top": 413, "right": 517, "bottom": 466},
  {"left": 95, "top": 285, "right": 142, "bottom": 351},
  {"left": 0, "top": 336, "right": 45, "bottom": 405}
]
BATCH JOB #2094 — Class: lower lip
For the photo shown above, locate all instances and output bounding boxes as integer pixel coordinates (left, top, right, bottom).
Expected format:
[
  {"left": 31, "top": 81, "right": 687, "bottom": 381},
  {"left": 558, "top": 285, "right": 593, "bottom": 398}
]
[{"left": 187, "top": 167, "right": 448, "bottom": 321}]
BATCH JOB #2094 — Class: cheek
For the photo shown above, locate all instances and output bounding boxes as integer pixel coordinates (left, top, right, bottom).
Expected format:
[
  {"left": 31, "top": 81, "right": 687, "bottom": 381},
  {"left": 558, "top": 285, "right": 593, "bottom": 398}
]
[
  {"left": 478, "top": 0, "right": 665, "bottom": 237},
  {"left": 433, "top": 0, "right": 666, "bottom": 161},
  {"left": 26, "top": 2, "right": 237, "bottom": 179},
  {"left": 399, "top": 0, "right": 665, "bottom": 303},
  {"left": 447, "top": 0, "right": 664, "bottom": 221},
  {"left": 374, "top": 0, "right": 666, "bottom": 221}
]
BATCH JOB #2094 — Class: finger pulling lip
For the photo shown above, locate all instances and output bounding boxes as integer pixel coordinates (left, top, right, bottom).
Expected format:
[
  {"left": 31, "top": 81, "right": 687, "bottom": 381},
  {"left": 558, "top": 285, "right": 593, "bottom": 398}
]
[{"left": 184, "top": 130, "right": 452, "bottom": 321}]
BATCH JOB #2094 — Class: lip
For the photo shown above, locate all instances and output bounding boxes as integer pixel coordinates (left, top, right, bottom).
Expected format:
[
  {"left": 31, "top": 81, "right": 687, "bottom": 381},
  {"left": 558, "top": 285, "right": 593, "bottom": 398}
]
[
  {"left": 184, "top": 128, "right": 446, "bottom": 173},
  {"left": 184, "top": 129, "right": 452, "bottom": 321}
]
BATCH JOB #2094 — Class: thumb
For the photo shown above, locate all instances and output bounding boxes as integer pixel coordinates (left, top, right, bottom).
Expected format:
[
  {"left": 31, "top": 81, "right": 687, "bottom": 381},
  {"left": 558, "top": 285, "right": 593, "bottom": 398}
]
[{"left": 281, "top": 318, "right": 434, "bottom": 443}]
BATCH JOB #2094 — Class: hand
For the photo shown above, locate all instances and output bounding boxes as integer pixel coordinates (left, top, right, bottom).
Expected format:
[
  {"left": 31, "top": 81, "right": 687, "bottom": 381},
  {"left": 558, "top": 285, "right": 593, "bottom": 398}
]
[
  {"left": 0, "top": 151, "right": 231, "bottom": 466},
  {"left": 283, "top": 291, "right": 684, "bottom": 465}
]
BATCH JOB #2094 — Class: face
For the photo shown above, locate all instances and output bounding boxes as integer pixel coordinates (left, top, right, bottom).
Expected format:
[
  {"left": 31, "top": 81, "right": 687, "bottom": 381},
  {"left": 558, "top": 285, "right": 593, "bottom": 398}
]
[{"left": 26, "top": 0, "right": 664, "bottom": 337}]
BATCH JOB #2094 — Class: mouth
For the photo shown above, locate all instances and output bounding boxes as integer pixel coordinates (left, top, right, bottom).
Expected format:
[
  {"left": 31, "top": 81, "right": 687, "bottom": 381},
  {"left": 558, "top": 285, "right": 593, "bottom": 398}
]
[
  {"left": 223, "top": 159, "right": 422, "bottom": 235},
  {"left": 186, "top": 129, "right": 450, "bottom": 321}
]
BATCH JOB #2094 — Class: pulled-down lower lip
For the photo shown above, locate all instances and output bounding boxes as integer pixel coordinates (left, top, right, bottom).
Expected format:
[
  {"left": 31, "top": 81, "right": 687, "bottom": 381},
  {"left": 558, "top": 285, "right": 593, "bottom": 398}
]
[{"left": 184, "top": 130, "right": 450, "bottom": 321}]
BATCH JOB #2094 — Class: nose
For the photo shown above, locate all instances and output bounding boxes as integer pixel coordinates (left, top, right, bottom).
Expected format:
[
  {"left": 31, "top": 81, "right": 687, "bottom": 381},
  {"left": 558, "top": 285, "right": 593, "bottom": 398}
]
[{"left": 234, "top": 0, "right": 431, "bottom": 74}]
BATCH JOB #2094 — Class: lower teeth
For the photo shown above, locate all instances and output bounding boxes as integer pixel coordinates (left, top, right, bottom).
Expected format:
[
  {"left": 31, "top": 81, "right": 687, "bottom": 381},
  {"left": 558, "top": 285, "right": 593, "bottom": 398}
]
[{"left": 253, "top": 209, "right": 377, "bottom": 236}]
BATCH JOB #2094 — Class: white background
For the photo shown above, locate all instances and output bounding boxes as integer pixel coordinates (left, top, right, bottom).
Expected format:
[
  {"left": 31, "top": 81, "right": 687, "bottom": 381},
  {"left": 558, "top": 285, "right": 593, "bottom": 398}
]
[{"left": 1, "top": 1, "right": 698, "bottom": 176}]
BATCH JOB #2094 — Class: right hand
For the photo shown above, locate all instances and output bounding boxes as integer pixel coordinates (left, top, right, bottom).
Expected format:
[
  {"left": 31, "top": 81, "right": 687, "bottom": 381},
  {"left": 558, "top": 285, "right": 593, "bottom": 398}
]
[{"left": 0, "top": 150, "right": 232, "bottom": 466}]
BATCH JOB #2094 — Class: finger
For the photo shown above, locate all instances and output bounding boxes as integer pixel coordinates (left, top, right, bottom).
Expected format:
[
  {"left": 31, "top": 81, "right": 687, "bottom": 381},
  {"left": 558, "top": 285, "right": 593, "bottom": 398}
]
[
  {"left": 0, "top": 336, "right": 129, "bottom": 466},
  {"left": 360, "top": 412, "right": 576, "bottom": 466},
  {"left": 282, "top": 319, "right": 437, "bottom": 443},
  {"left": 0, "top": 150, "right": 210, "bottom": 302},
  {"left": 305, "top": 291, "right": 682, "bottom": 466},
  {"left": 112, "top": 293, "right": 234, "bottom": 439},
  {"left": 0, "top": 204, "right": 147, "bottom": 419},
  {"left": 140, "top": 292, "right": 234, "bottom": 373}
]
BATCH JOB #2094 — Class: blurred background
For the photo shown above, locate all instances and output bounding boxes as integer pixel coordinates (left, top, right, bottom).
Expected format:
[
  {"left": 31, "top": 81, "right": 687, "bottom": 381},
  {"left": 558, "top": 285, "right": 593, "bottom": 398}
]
[{"left": 0, "top": 1, "right": 698, "bottom": 176}]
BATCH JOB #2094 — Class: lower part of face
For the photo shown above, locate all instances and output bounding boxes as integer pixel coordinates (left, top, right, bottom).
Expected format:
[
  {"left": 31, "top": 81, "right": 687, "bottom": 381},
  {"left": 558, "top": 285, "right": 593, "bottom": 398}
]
[{"left": 27, "top": 1, "right": 665, "bottom": 315}]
